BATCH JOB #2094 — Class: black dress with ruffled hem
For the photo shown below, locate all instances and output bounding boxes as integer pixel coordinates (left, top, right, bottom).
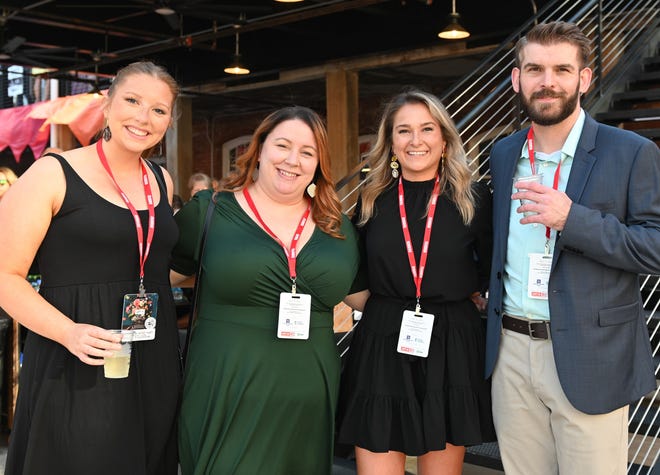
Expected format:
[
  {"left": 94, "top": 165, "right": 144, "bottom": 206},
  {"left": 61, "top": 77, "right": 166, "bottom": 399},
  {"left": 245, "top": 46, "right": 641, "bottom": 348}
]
[{"left": 337, "top": 178, "right": 496, "bottom": 455}]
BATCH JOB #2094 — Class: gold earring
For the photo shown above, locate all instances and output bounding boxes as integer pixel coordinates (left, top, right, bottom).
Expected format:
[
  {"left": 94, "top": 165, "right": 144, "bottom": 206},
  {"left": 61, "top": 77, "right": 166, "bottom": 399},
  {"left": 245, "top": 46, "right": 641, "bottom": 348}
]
[
  {"left": 306, "top": 182, "right": 317, "bottom": 198},
  {"left": 390, "top": 155, "right": 400, "bottom": 179}
]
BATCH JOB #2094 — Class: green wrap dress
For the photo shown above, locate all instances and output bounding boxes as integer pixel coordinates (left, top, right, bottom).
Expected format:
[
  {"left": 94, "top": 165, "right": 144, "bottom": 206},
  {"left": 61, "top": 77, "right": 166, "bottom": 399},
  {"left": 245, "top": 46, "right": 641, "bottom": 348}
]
[{"left": 172, "top": 190, "right": 360, "bottom": 475}]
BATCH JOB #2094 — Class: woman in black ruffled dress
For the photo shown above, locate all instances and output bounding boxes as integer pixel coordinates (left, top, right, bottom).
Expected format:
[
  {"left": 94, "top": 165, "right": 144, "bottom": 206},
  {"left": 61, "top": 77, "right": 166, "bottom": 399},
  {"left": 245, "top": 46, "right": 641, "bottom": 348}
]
[{"left": 339, "top": 89, "right": 495, "bottom": 475}]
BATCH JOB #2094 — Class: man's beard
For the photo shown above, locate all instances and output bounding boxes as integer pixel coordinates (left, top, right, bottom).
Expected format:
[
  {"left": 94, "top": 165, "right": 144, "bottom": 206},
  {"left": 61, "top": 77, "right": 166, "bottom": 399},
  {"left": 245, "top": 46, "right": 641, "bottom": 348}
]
[{"left": 520, "top": 85, "right": 580, "bottom": 126}]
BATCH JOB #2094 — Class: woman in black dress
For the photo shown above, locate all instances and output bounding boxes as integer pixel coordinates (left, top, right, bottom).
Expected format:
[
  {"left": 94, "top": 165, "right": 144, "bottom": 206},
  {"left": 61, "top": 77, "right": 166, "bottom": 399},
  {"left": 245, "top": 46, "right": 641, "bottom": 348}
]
[
  {"left": 0, "top": 61, "right": 181, "bottom": 475},
  {"left": 339, "top": 89, "right": 495, "bottom": 474}
]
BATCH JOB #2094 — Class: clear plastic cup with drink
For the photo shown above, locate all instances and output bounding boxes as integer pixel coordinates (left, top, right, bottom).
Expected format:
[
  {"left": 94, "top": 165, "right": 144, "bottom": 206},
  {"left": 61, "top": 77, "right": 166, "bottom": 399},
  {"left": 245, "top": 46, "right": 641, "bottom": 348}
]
[
  {"left": 104, "top": 329, "right": 134, "bottom": 379},
  {"left": 513, "top": 173, "right": 543, "bottom": 217}
]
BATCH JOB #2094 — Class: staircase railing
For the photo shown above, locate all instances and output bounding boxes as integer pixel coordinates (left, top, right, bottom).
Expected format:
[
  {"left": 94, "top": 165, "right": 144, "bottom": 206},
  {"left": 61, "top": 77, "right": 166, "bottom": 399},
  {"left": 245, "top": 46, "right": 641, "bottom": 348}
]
[{"left": 335, "top": 0, "right": 660, "bottom": 472}]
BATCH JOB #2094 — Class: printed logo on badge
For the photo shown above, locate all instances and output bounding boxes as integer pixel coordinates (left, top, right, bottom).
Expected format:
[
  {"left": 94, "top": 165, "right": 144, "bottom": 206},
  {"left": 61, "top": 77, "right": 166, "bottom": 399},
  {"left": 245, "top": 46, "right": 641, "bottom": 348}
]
[
  {"left": 277, "top": 292, "right": 311, "bottom": 340},
  {"left": 396, "top": 310, "right": 434, "bottom": 358},
  {"left": 121, "top": 292, "right": 159, "bottom": 341}
]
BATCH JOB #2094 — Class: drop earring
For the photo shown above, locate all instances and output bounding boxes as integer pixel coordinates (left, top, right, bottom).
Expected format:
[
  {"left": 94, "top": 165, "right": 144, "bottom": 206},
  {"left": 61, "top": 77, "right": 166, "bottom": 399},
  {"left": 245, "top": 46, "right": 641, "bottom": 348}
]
[
  {"left": 390, "top": 155, "right": 400, "bottom": 179},
  {"left": 306, "top": 182, "right": 317, "bottom": 198},
  {"left": 103, "top": 124, "right": 112, "bottom": 142},
  {"left": 441, "top": 150, "right": 446, "bottom": 177}
]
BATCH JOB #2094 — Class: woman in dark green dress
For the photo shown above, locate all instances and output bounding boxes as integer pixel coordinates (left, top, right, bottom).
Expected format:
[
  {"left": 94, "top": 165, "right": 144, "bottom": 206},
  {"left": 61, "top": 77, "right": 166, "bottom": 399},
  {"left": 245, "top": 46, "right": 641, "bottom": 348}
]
[{"left": 172, "top": 106, "right": 361, "bottom": 475}]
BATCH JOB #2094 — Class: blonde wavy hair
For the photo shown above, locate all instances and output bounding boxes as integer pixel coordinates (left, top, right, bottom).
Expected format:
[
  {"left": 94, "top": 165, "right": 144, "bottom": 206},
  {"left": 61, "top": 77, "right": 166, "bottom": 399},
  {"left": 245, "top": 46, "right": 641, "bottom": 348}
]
[
  {"left": 222, "top": 106, "right": 344, "bottom": 239},
  {"left": 356, "top": 89, "right": 475, "bottom": 226}
]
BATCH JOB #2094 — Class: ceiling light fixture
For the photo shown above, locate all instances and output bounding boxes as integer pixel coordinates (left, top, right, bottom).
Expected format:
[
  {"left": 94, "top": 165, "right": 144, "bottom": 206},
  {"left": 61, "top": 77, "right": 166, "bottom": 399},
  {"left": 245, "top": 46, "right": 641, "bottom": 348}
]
[
  {"left": 155, "top": 2, "right": 176, "bottom": 16},
  {"left": 438, "top": 0, "right": 470, "bottom": 40},
  {"left": 224, "top": 32, "right": 250, "bottom": 75},
  {"left": 274, "top": 0, "right": 305, "bottom": 3}
]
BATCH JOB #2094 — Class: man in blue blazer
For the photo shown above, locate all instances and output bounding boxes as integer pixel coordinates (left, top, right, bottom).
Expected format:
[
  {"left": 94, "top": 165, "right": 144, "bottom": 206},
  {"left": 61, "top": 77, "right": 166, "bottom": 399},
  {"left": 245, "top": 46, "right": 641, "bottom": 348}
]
[{"left": 486, "top": 21, "right": 660, "bottom": 474}]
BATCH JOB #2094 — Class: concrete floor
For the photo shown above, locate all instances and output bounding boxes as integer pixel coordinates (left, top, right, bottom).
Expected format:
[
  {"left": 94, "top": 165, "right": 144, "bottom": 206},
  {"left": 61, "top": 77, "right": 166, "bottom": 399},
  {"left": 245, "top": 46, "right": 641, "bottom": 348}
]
[
  {"left": 0, "top": 446, "right": 505, "bottom": 474},
  {"left": 333, "top": 455, "right": 503, "bottom": 475},
  {"left": 405, "top": 457, "right": 504, "bottom": 475}
]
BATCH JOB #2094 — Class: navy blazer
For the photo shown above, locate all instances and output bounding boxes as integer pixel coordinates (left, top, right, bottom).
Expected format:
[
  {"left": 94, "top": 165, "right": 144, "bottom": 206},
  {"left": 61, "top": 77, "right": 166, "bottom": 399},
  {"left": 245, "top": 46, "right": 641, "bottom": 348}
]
[{"left": 485, "top": 113, "right": 660, "bottom": 414}]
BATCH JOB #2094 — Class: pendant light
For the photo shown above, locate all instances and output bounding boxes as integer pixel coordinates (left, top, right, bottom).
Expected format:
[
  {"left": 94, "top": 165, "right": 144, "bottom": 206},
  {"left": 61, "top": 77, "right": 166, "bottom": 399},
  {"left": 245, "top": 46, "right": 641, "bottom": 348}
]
[
  {"left": 438, "top": 0, "right": 470, "bottom": 40},
  {"left": 154, "top": 1, "right": 175, "bottom": 16},
  {"left": 224, "top": 32, "right": 250, "bottom": 75}
]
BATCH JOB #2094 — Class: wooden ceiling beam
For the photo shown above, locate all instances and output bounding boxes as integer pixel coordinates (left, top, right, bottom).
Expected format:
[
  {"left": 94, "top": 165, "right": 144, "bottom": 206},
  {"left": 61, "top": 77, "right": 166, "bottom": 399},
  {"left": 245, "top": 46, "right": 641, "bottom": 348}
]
[{"left": 31, "top": 0, "right": 389, "bottom": 78}]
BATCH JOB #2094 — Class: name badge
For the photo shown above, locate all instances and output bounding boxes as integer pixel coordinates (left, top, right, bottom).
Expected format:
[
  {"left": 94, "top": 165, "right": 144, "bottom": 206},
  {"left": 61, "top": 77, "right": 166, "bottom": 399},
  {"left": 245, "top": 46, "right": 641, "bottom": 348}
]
[
  {"left": 121, "top": 293, "right": 159, "bottom": 341},
  {"left": 527, "top": 253, "right": 552, "bottom": 300},
  {"left": 397, "top": 310, "right": 435, "bottom": 358},
  {"left": 277, "top": 292, "right": 311, "bottom": 340}
]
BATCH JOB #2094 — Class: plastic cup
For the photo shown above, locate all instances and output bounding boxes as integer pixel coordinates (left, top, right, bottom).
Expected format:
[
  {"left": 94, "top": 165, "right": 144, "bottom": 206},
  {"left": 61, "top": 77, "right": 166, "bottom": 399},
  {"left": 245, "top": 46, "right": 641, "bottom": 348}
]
[
  {"left": 104, "top": 329, "right": 134, "bottom": 379},
  {"left": 513, "top": 173, "right": 543, "bottom": 217}
]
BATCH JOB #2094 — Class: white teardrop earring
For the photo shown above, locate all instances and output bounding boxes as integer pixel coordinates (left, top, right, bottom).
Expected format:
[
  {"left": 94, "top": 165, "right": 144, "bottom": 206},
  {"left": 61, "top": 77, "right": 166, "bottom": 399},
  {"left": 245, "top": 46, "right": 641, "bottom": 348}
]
[{"left": 306, "top": 182, "right": 317, "bottom": 198}]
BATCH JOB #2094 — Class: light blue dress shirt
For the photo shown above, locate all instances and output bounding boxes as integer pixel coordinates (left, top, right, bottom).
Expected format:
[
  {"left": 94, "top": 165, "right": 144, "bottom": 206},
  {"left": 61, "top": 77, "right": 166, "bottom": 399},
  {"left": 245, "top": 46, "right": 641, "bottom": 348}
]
[{"left": 502, "top": 109, "right": 586, "bottom": 321}]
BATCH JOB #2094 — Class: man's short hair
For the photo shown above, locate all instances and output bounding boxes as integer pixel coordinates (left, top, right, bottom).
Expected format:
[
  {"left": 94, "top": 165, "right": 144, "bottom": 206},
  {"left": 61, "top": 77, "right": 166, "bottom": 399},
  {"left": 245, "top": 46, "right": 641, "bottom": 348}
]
[
  {"left": 515, "top": 21, "right": 592, "bottom": 69},
  {"left": 187, "top": 172, "right": 212, "bottom": 190}
]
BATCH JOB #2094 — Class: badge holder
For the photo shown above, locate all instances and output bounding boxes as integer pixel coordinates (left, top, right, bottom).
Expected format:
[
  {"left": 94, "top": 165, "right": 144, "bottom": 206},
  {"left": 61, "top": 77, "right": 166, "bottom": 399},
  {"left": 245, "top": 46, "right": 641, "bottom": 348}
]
[
  {"left": 121, "top": 286, "right": 159, "bottom": 341},
  {"left": 527, "top": 247, "right": 552, "bottom": 300},
  {"left": 277, "top": 280, "right": 311, "bottom": 340},
  {"left": 397, "top": 302, "right": 434, "bottom": 358}
]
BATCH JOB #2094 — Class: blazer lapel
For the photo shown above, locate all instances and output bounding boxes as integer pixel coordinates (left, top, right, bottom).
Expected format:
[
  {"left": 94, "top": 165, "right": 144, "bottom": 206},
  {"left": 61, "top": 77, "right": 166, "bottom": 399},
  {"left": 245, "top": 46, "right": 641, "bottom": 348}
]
[
  {"left": 552, "top": 113, "right": 598, "bottom": 268},
  {"left": 492, "top": 130, "right": 526, "bottom": 262},
  {"left": 564, "top": 115, "right": 598, "bottom": 202}
]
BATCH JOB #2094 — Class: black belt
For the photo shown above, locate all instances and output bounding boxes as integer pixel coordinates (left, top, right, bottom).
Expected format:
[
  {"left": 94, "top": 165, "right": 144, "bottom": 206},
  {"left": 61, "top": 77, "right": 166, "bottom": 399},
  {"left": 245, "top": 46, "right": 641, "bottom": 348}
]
[{"left": 502, "top": 314, "right": 550, "bottom": 340}]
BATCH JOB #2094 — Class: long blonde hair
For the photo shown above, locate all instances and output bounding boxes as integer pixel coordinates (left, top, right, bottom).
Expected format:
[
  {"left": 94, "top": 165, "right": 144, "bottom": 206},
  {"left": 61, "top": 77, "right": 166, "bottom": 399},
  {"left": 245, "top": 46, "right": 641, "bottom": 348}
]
[
  {"left": 356, "top": 89, "right": 475, "bottom": 226},
  {"left": 222, "top": 106, "right": 344, "bottom": 239}
]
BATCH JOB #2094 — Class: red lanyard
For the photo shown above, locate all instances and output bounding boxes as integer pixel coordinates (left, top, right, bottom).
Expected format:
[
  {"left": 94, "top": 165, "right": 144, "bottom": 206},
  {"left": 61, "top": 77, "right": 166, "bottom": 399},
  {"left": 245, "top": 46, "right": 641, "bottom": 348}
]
[
  {"left": 243, "top": 188, "right": 311, "bottom": 293},
  {"left": 398, "top": 175, "right": 440, "bottom": 313},
  {"left": 96, "top": 140, "right": 155, "bottom": 294},
  {"left": 527, "top": 127, "right": 562, "bottom": 250}
]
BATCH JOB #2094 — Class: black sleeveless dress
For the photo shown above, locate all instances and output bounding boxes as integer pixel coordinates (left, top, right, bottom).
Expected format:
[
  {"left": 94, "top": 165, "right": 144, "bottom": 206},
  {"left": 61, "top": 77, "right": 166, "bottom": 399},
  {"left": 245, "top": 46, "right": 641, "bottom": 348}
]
[{"left": 5, "top": 154, "right": 181, "bottom": 475}]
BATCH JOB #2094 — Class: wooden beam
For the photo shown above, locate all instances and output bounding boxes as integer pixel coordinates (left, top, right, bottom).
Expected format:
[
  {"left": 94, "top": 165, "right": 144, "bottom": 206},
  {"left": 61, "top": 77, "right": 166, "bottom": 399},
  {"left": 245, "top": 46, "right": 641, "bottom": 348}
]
[
  {"left": 32, "top": 0, "right": 389, "bottom": 78},
  {"left": 326, "top": 69, "right": 358, "bottom": 199},
  {"left": 51, "top": 124, "right": 77, "bottom": 152},
  {"left": 166, "top": 96, "right": 194, "bottom": 199}
]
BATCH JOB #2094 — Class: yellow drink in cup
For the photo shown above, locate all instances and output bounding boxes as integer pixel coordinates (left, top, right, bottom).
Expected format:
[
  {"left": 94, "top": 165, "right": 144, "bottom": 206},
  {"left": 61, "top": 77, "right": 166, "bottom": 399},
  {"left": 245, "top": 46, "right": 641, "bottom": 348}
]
[
  {"left": 104, "top": 329, "right": 134, "bottom": 379},
  {"left": 104, "top": 354, "right": 131, "bottom": 378}
]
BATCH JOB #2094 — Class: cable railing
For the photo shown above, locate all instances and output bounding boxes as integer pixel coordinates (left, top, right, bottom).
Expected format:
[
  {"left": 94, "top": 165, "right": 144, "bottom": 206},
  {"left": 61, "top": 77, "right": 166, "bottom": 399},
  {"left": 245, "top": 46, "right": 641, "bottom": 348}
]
[{"left": 335, "top": 0, "right": 660, "bottom": 471}]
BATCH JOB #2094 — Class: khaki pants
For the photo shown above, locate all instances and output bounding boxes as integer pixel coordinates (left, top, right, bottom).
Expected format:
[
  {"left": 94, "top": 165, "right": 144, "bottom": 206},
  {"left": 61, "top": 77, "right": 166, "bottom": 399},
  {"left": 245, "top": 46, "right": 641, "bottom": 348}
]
[{"left": 492, "top": 328, "right": 628, "bottom": 475}]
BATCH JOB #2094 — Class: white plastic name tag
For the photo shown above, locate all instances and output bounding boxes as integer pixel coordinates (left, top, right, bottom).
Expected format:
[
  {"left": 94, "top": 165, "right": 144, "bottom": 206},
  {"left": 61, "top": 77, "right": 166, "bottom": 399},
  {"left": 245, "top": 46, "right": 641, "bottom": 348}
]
[
  {"left": 527, "top": 253, "right": 552, "bottom": 300},
  {"left": 277, "top": 292, "right": 311, "bottom": 340},
  {"left": 397, "top": 310, "right": 435, "bottom": 358}
]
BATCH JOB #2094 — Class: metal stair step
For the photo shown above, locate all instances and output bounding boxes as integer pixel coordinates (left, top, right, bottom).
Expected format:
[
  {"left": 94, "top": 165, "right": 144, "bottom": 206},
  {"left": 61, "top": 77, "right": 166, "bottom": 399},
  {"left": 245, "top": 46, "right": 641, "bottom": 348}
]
[
  {"left": 643, "top": 56, "right": 660, "bottom": 69},
  {"left": 628, "top": 432, "right": 660, "bottom": 470},
  {"left": 596, "top": 108, "right": 660, "bottom": 121},
  {"left": 613, "top": 89, "right": 660, "bottom": 103},
  {"left": 465, "top": 442, "right": 504, "bottom": 471},
  {"left": 633, "top": 71, "right": 660, "bottom": 83}
]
